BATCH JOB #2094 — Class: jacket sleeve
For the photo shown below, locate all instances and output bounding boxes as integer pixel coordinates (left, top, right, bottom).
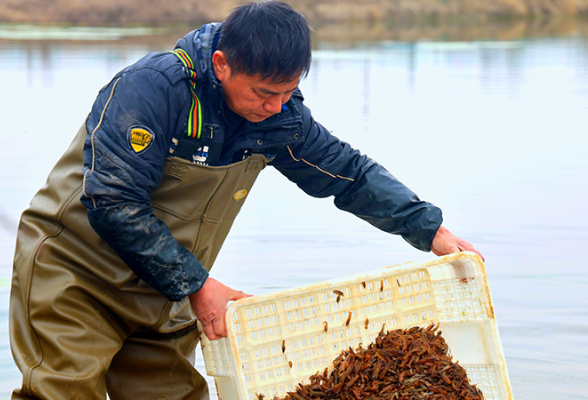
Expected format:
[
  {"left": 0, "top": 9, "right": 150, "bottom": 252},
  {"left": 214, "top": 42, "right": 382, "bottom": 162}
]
[
  {"left": 81, "top": 68, "right": 208, "bottom": 301},
  {"left": 272, "top": 101, "right": 443, "bottom": 252}
]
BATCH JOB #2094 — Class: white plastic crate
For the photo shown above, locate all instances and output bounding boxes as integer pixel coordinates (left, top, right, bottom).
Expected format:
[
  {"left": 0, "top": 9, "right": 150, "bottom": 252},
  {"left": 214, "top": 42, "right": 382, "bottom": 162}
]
[{"left": 199, "top": 252, "right": 513, "bottom": 400}]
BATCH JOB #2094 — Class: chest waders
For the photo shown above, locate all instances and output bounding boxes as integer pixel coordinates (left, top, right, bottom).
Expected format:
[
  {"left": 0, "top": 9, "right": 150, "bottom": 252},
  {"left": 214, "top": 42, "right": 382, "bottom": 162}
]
[{"left": 10, "top": 123, "right": 266, "bottom": 400}]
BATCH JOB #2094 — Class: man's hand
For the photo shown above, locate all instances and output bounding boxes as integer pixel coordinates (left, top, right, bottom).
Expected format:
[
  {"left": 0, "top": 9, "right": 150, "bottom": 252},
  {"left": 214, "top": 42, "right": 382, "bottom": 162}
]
[
  {"left": 188, "top": 277, "right": 251, "bottom": 340},
  {"left": 431, "top": 225, "right": 485, "bottom": 261}
]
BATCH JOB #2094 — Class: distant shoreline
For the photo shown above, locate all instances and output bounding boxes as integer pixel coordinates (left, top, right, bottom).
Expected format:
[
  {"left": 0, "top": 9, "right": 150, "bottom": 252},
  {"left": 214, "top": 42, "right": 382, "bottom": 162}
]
[
  {"left": 1, "top": 0, "right": 588, "bottom": 26},
  {"left": 2, "top": 16, "right": 588, "bottom": 45}
]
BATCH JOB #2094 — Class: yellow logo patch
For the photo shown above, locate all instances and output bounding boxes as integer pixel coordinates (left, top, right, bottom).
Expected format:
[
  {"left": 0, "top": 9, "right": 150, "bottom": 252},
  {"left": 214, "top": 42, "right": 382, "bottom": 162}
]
[
  {"left": 233, "top": 189, "right": 248, "bottom": 201},
  {"left": 129, "top": 127, "right": 154, "bottom": 153}
]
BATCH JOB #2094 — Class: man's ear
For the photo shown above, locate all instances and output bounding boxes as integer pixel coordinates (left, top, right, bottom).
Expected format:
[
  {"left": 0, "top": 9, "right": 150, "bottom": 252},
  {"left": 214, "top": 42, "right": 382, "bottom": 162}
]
[{"left": 212, "top": 50, "right": 230, "bottom": 82}]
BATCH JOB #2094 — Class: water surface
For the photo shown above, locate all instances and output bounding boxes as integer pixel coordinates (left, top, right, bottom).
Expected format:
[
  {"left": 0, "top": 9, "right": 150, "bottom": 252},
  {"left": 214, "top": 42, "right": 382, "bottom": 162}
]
[{"left": 1, "top": 22, "right": 587, "bottom": 399}]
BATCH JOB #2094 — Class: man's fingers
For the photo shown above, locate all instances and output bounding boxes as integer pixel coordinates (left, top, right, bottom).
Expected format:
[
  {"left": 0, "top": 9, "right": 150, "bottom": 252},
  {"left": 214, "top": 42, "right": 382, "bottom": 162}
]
[
  {"left": 229, "top": 290, "right": 251, "bottom": 302},
  {"left": 470, "top": 247, "right": 485, "bottom": 262},
  {"left": 189, "top": 279, "right": 254, "bottom": 340},
  {"left": 456, "top": 241, "right": 486, "bottom": 262},
  {"left": 430, "top": 226, "right": 485, "bottom": 261},
  {"left": 212, "top": 317, "right": 227, "bottom": 338},
  {"left": 201, "top": 316, "right": 227, "bottom": 340},
  {"left": 201, "top": 321, "right": 220, "bottom": 341}
]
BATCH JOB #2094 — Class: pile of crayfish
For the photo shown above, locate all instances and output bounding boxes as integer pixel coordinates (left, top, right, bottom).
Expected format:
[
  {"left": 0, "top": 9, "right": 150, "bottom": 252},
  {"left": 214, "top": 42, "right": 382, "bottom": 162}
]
[{"left": 267, "top": 323, "right": 484, "bottom": 400}]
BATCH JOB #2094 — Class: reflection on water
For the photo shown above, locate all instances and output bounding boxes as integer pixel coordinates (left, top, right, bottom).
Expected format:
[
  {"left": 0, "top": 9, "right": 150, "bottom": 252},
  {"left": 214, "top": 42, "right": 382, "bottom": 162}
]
[{"left": 1, "top": 19, "right": 588, "bottom": 399}]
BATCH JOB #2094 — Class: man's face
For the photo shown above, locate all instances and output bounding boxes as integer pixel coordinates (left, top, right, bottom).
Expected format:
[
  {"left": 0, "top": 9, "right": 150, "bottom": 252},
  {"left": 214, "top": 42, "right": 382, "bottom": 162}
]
[{"left": 212, "top": 51, "right": 300, "bottom": 123}]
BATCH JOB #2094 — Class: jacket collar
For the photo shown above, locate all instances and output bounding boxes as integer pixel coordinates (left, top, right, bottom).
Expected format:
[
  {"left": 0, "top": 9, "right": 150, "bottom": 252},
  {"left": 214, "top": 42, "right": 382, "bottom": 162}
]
[{"left": 175, "top": 23, "right": 223, "bottom": 103}]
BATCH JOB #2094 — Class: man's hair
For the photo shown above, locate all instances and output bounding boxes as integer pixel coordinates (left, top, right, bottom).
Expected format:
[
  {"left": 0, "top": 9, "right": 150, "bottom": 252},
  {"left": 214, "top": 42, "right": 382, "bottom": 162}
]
[{"left": 217, "top": 1, "right": 312, "bottom": 83}]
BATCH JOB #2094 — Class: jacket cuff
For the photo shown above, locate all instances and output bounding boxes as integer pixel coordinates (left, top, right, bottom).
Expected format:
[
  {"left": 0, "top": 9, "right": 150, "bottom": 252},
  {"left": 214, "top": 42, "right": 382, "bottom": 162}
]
[{"left": 400, "top": 206, "right": 443, "bottom": 252}]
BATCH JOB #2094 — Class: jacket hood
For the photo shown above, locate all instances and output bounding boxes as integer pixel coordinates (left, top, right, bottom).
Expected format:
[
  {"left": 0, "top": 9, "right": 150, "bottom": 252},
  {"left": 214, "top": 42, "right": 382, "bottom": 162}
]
[{"left": 175, "top": 23, "right": 223, "bottom": 86}]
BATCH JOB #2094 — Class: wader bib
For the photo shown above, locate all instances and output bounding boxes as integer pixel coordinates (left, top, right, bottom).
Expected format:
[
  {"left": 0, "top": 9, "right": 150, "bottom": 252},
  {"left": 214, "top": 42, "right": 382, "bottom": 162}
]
[{"left": 10, "top": 123, "right": 267, "bottom": 400}]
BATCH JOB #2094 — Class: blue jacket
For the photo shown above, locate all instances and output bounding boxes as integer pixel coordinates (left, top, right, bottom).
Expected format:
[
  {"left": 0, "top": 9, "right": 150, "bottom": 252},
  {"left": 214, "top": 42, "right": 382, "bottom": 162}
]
[{"left": 81, "top": 23, "right": 443, "bottom": 301}]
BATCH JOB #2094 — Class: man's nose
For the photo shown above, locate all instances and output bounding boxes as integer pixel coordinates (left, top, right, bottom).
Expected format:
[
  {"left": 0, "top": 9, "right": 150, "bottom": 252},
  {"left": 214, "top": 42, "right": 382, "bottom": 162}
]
[{"left": 263, "top": 95, "right": 283, "bottom": 114}]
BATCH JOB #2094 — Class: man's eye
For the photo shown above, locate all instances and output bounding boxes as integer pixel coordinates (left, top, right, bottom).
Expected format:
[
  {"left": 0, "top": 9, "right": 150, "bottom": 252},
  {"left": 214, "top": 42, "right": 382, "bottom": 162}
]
[{"left": 253, "top": 89, "right": 268, "bottom": 98}]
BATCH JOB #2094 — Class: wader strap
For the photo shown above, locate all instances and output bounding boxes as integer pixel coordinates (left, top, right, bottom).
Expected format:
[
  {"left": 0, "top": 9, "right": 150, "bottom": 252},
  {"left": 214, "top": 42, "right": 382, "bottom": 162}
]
[{"left": 170, "top": 49, "right": 202, "bottom": 139}]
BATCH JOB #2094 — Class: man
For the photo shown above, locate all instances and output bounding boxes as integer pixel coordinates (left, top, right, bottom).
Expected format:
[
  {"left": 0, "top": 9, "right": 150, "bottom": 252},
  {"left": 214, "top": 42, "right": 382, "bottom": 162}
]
[{"left": 10, "top": 1, "right": 482, "bottom": 399}]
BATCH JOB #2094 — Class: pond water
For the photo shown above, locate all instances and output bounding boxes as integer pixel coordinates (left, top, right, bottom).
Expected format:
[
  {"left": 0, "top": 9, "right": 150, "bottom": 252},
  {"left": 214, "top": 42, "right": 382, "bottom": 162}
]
[{"left": 0, "top": 21, "right": 587, "bottom": 399}]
